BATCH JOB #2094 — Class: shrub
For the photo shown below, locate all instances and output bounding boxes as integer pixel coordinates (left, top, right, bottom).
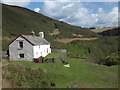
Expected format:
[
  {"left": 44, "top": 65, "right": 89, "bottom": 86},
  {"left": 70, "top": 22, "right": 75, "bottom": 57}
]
[
  {"left": 2, "top": 63, "right": 50, "bottom": 88},
  {"left": 101, "top": 52, "right": 120, "bottom": 66}
]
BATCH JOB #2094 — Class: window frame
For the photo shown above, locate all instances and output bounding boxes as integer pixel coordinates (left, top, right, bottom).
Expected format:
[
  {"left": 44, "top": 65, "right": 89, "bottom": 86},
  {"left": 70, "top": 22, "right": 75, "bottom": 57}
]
[
  {"left": 18, "top": 41, "right": 23, "bottom": 49},
  {"left": 19, "top": 53, "right": 24, "bottom": 58}
]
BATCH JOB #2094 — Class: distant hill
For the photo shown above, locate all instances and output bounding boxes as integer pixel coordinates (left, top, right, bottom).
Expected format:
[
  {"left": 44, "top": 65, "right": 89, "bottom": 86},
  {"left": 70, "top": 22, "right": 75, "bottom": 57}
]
[{"left": 100, "top": 27, "right": 120, "bottom": 36}]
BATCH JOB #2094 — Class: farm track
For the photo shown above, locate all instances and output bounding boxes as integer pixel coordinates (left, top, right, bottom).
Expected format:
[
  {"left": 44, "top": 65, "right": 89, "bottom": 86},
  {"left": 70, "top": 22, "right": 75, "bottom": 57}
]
[{"left": 55, "top": 37, "right": 97, "bottom": 44}]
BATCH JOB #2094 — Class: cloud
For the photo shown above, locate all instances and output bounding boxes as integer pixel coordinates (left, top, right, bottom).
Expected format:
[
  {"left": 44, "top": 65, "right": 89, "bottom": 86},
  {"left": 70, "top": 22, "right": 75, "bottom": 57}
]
[
  {"left": 34, "top": 8, "right": 41, "bottom": 13},
  {"left": 98, "top": 8, "right": 104, "bottom": 14},
  {"left": 1, "top": 0, "right": 31, "bottom": 7},
  {"left": 40, "top": 1, "right": 118, "bottom": 28},
  {"left": 41, "top": 1, "right": 83, "bottom": 19},
  {"left": 108, "top": 7, "right": 118, "bottom": 26},
  {"left": 93, "top": 7, "right": 118, "bottom": 27}
]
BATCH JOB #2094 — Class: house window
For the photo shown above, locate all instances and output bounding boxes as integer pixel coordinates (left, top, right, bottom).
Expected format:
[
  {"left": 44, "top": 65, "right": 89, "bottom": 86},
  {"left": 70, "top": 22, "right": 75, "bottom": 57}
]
[
  {"left": 36, "top": 52, "right": 38, "bottom": 55},
  {"left": 19, "top": 41, "right": 23, "bottom": 49},
  {"left": 47, "top": 48, "right": 48, "bottom": 53},
  {"left": 19, "top": 53, "right": 24, "bottom": 58}
]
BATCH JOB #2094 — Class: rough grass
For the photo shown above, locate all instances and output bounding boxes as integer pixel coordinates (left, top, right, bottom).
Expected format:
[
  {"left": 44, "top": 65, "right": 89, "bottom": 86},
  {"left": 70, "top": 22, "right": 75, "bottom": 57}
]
[
  {"left": 45, "top": 52, "right": 62, "bottom": 59},
  {"left": 9, "top": 57, "right": 118, "bottom": 88},
  {"left": 2, "top": 61, "right": 50, "bottom": 88}
]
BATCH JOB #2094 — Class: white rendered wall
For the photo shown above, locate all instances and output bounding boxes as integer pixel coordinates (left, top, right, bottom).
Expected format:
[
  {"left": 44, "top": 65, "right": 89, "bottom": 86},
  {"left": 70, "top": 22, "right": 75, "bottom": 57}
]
[
  {"left": 33, "top": 45, "right": 40, "bottom": 58},
  {"left": 33, "top": 44, "right": 51, "bottom": 58}
]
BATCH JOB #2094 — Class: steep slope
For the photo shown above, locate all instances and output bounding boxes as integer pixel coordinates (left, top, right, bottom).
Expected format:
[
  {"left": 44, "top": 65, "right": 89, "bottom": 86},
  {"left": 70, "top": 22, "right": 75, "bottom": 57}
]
[
  {"left": 2, "top": 4, "right": 97, "bottom": 38},
  {"left": 2, "top": 4, "right": 98, "bottom": 50}
]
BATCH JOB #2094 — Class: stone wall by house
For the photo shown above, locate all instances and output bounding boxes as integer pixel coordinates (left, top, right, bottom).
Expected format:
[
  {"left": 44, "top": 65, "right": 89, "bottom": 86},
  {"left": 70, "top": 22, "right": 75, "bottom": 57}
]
[{"left": 52, "top": 49, "right": 67, "bottom": 53}]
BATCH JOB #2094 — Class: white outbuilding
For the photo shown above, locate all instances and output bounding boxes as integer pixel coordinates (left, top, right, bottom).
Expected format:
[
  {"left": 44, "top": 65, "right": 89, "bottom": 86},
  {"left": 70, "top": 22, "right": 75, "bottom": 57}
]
[{"left": 9, "top": 32, "right": 51, "bottom": 60}]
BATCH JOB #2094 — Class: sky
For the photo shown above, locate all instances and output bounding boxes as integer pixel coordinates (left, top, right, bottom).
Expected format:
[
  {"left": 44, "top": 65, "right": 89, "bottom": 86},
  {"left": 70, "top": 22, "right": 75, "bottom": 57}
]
[{"left": 1, "top": 0, "right": 119, "bottom": 28}]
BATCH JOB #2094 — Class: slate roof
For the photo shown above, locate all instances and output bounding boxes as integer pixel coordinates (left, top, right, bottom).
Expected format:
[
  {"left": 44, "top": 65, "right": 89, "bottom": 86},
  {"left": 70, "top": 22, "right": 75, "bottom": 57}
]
[
  {"left": 22, "top": 35, "right": 50, "bottom": 45},
  {"left": 9, "top": 34, "right": 50, "bottom": 46}
]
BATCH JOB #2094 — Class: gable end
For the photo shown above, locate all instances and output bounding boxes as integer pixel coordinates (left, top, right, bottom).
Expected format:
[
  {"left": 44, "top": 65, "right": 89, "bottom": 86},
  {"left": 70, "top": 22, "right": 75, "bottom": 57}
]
[{"left": 9, "top": 34, "right": 34, "bottom": 46}]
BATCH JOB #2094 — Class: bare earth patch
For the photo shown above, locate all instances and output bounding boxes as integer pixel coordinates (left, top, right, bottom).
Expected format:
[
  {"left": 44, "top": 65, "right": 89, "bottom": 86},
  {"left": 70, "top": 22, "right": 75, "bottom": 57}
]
[
  {"left": 91, "top": 26, "right": 119, "bottom": 33},
  {"left": 55, "top": 37, "right": 97, "bottom": 44}
]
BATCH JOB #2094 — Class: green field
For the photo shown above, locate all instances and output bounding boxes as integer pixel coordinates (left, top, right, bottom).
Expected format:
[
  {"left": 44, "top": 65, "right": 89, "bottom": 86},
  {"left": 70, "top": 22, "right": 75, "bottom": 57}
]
[{"left": 7, "top": 53, "right": 118, "bottom": 88}]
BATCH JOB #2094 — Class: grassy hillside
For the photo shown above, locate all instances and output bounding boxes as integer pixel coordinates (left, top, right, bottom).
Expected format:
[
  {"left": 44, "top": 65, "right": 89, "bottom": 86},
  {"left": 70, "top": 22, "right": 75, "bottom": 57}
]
[
  {"left": 68, "top": 36, "right": 119, "bottom": 64},
  {"left": 2, "top": 62, "right": 50, "bottom": 88},
  {"left": 2, "top": 57, "right": 118, "bottom": 88},
  {"left": 2, "top": 4, "right": 98, "bottom": 50}
]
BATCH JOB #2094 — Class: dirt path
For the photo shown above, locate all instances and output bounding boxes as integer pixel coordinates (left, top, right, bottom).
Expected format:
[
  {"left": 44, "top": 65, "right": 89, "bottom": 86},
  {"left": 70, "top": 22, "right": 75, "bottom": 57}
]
[{"left": 55, "top": 37, "right": 97, "bottom": 44}]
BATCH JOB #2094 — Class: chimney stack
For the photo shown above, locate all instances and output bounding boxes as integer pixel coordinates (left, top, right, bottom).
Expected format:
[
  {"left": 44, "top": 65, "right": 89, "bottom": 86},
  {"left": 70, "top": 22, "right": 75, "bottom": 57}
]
[
  {"left": 31, "top": 30, "right": 35, "bottom": 37},
  {"left": 39, "top": 32, "right": 44, "bottom": 38}
]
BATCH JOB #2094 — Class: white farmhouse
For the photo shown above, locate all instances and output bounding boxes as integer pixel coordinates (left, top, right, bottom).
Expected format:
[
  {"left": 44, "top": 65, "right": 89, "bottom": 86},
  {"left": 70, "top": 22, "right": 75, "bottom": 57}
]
[{"left": 9, "top": 32, "right": 51, "bottom": 60}]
